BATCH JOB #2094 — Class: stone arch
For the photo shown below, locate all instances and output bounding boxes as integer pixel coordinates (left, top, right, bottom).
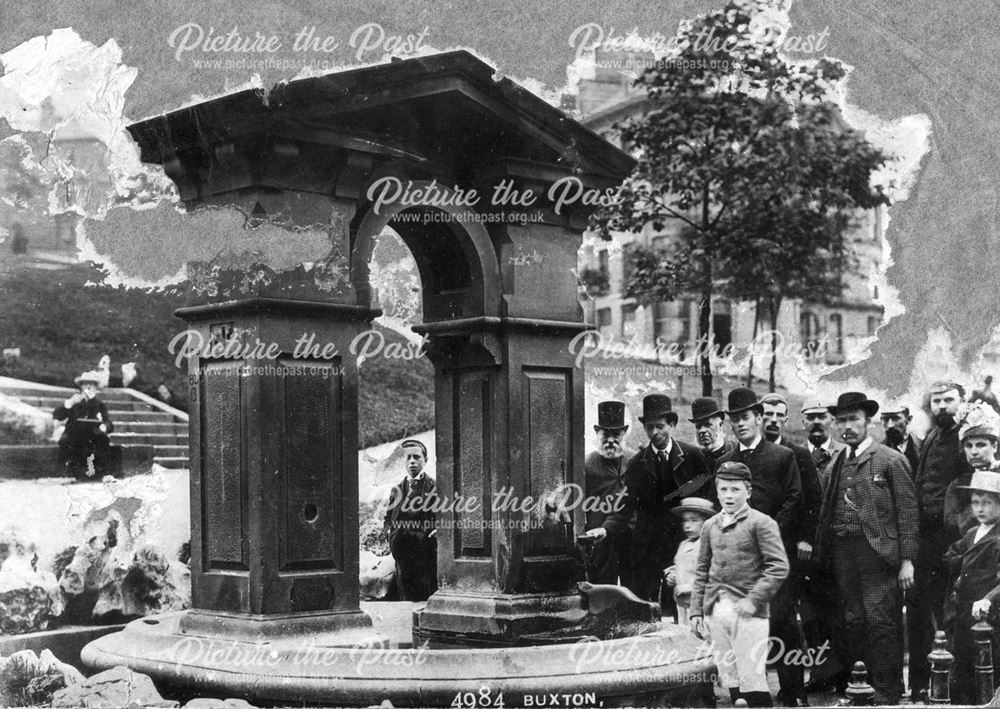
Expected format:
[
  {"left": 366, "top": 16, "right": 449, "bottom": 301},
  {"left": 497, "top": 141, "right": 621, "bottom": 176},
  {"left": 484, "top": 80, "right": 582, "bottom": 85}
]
[{"left": 350, "top": 183, "right": 502, "bottom": 322}]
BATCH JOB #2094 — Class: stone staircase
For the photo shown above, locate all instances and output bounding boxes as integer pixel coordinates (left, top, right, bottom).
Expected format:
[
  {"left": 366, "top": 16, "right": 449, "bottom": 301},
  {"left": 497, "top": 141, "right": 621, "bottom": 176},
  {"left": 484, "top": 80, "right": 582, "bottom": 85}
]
[{"left": 0, "top": 377, "right": 189, "bottom": 470}]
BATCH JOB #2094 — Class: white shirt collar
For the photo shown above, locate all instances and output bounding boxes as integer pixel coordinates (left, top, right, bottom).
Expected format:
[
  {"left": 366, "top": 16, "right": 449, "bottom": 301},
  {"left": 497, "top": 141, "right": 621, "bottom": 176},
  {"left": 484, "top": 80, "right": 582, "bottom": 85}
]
[
  {"left": 653, "top": 437, "right": 673, "bottom": 457},
  {"left": 721, "top": 503, "right": 750, "bottom": 526},
  {"left": 975, "top": 523, "right": 996, "bottom": 544},
  {"left": 739, "top": 434, "right": 762, "bottom": 452},
  {"left": 808, "top": 438, "right": 832, "bottom": 454}
]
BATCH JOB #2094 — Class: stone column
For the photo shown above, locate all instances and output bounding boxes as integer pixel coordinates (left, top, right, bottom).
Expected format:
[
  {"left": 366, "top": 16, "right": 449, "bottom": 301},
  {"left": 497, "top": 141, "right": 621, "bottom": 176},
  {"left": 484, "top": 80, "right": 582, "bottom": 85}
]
[{"left": 176, "top": 298, "right": 379, "bottom": 639}]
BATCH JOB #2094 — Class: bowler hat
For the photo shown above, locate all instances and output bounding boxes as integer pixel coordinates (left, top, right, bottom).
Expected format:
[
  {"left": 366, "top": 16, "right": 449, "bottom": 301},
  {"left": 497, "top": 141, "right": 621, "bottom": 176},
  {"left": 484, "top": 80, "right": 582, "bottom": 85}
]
[
  {"left": 716, "top": 461, "right": 752, "bottom": 483},
  {"left": 957, "top": 470, "right": 1000, "bottom": 495},
  {"left": 74, "top": 371, "right": 102, "bottom": 387},
  {"left": 689, "top": 397, "right": 725, "bottom": 424},
  {"left": 827, "top": 392, "right": 879, "bottom": 417},
  {"left": 725, "top": 388, "right": 764, "bottom": 416},
  {"left": 671, "top": 497, "right": 717, "bottom": 519},
  {"left": 594, "top": 400, "right": 628, "bottom": 432},
  {"left": 638, "top": 393, "right": 678, "bottom": 425}
]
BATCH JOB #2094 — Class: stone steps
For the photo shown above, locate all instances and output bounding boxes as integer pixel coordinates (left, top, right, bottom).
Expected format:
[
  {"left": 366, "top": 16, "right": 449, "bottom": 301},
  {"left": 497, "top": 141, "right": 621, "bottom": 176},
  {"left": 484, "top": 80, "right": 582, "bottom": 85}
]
[{"left": 0, "top": 377, "right": 190, "bottom": 474}]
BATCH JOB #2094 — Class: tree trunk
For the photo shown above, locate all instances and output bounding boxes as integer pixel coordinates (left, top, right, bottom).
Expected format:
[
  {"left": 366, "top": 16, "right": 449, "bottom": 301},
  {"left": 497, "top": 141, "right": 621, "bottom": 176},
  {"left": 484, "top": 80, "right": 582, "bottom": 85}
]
[
  {"left": 698, "top": 287, "right": 713, "bottom": 396},
  {"left": 746, "top": 297, "right": 760, "bottom": 387},
  {"left": 768, "top": 295, "right": 781, "bottom": 392}
]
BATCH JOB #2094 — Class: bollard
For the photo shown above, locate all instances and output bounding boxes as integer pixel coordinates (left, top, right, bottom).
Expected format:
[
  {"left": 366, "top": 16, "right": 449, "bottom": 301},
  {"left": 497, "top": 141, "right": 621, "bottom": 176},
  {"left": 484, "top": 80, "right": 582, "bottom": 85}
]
[
  {"left": 844, "top": 660, "right": 876, "bottom": 706},
  {"left": 927, "top": 629, "right": 954, "bottom": 704},
  {"left": 974, "top": 620, "right": 995, "bottom": 705},
  {"left": 734, "top": 700, "right": 748, "bottom": 708}
]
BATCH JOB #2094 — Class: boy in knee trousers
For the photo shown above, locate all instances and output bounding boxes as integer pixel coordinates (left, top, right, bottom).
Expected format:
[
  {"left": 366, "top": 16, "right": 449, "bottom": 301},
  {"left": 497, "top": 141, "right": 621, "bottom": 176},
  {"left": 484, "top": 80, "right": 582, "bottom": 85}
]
[
  {"left": 691, "top": 462, "right": 789, "bottom": 707},
  {"left": 665, "top": 496, "right": 716, "bottom": 626}
]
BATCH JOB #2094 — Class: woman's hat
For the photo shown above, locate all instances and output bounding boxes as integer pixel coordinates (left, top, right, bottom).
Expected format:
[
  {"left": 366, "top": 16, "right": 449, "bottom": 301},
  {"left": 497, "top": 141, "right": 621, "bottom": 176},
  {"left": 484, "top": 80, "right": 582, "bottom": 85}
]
[
  {"left": 671, "top": 497, "right": 717, "bottom": 519},
  {"left": 638, "top": 393, "right": 678, "bottom": 425},
  {"left": 957, "top": 470, "right": 1000, "bottom": 495},
  {"left": 957, "top": 401, "right": 1000, "bottom": 442},
  {"left": 74, "top": 371, "right": 102, "bottom": 387},
  {"left": 827, "top": 392, "right": 879, "bottom": 417}
]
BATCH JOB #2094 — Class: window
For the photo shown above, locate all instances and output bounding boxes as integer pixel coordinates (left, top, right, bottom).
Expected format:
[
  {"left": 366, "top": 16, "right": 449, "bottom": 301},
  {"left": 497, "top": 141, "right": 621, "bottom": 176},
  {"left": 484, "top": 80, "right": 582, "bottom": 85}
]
[
  {"left": 598, "top": 250, "right": 609, "bottom": 279},
  {"left": 867, "top": 315, "right": 879, "bottom": 336},
  {"left": 829, "top": 313, "right": 844, "bottom": 359},
  {"left": 800, "top": 311, "right": 820, "bottom": 352},
  {"left": 621, "top": 244, "right": 634, "bottom": 283},
  {"left": 597, "top": 308, "right": 612, "bottom": 338},
  {"left": 653, "top": 300, "right": 691, "bottom": 359},
  {"left": 622, "top": 305, "right": 637, "bottom": 338}
]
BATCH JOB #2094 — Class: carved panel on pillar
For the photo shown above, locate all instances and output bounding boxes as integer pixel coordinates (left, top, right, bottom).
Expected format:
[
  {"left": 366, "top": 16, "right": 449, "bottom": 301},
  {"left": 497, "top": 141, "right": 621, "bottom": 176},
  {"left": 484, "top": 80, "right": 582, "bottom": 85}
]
[
  {"left": 454, "top": 371, "right": 492, "bottom": 558},
  {"left": 201, "top": 360, "right": 248, "bottom": 572},
  {"left": 279, "top": 356, "right": 343, "bottom": 573},
  {"left": 522, "top": 368, "right": 572, "bottom": 556}
]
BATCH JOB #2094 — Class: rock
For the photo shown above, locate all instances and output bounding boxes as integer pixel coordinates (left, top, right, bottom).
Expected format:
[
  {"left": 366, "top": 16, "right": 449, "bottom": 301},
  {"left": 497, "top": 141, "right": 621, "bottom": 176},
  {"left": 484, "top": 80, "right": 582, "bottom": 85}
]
[
  {"left": 182, "top": 698, "right": 258, "bottom": 709},
  {"left": 58, "top": 519, "right": 189, "bottom": 623},
  {"left": 50, "top": 665, "right": 178, "bottom": 708},
  {"left": 0, "top": 535, "right": 63, "bottom": 634},
  {"left": 0, "top": 648, "right": 83, "bottom": 706},
  {"left": 359, "top": 550, "right": 397, "bottom": 601}
]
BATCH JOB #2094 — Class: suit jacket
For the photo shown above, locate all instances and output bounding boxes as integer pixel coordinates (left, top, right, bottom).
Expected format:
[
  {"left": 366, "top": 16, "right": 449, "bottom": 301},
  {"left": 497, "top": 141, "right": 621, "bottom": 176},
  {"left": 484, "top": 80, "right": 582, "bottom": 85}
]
[
  {"left": 816, "top": 441, "right": 920, "bottom": 568},
  {"left": 583, "top": 450, "right": 631, "bottom": 530},
  {"left": 704, "top": 440, "right": 737, "bottom": 473},
  {"left": 887, "top": 434, "right": 922, "bottom": 479},
  {"left": 809, "top": 438, "right": 847, "bottom": 493},
  {"left": 384, "top": 474, "right": 437, "bottom": 535},
  {"left": 53, "top": 396, "right": 114, "bottom": 441},
  {"left": 719, "top": 439, "right": 801, "bottom": 543},
  {"left": 915, "top": 424, "right": 971, "bottom": 526},
  {"left": 778, "top": 437, "right": 823, "bottom": 549},
  {"left": 603, "top": 439, "right": 715, "bottom": 566},
  {"left": 943, "top": 523, "right": 1000, "bottom": 633}
]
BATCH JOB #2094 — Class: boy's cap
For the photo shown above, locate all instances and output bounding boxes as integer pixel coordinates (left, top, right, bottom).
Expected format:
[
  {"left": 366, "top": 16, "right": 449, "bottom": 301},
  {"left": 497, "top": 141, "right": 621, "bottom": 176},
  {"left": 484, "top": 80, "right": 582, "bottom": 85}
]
[
  {"left": 671, "top": 497, "right": 716, "bottom": 519},
  {"left": 400, "top": 439, "right": 428, "bottom": 458},
  {"left": 716, "top": 461, "right": 752, "bottom": 483},
  {"left": 957, "top": 470, "right": 1000, "bottom": 495}
]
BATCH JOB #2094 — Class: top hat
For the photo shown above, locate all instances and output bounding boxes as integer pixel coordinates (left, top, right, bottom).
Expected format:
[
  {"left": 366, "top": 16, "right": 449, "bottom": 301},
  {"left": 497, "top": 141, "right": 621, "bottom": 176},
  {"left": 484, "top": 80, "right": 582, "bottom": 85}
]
[
  {"left": 801, "top": 399, "right": 831, "bottom": 415},
  {"left": 671, "top": 497, "right": 717, "bottom": 519},
  {"left": 689, "top": 397, "right": 725, "bottom": 424},
  {"left": 828, "top": 392, "right": 879, "bottom": 417},
  {"left": 957, "top": 470, "right": 1000, "bottom": 495},
  {"left": 595, "top": 400, "right": 628, "bottom": 431},
  {"left": 74, "top": 371, "right": 102, "bottom": 387},
  {"left": 638, "top": 393, "right": 678, "bottom": 425},
  {"left": 725, "top": 388, "right": 764, "bottom": 416},
  {"left": 716, "top": 461, "right": 753, "bottom": 483}
]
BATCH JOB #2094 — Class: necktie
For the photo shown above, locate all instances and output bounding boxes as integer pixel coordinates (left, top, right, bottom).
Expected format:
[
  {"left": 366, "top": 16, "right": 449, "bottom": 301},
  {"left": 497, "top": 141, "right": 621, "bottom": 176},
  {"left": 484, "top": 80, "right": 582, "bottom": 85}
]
[
  {"left": 848, "top": 447, "right": 857, "bottom": 461},
  {"left": 812, "top": 446, "right": 828, "bottom": 467},
  {"left": 738, "top": 448, "right": 753, "bottom": 464}
]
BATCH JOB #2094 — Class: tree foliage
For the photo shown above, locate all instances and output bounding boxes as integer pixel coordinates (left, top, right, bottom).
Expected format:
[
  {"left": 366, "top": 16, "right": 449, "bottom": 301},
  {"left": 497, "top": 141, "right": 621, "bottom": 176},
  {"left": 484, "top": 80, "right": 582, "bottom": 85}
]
[{"left": 591, "top": 0, "right": 890, "bottom": 394}]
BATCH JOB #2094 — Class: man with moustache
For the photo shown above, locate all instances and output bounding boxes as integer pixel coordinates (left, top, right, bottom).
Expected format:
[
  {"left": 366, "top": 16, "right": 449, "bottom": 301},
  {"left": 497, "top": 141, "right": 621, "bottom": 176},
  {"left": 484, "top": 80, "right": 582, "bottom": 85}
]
[
  {"left": 815, "top": 392, "right": 918, "bottom": 705},
  {"left": 801, "top": 401, "right": 846, "bottom": 493},
  {"left": 583, "top": 393, "right": 715, "bottom": 606},
  {"left": 908, "top": 381, "right": 974, "bottom": 702},
  {"left": 943, "top": 402, "right": 1000, "bottom": 551},
  {"left": 757, "top": 393, "right": 823, "bottom": 707},
  {"left": 583, "top": 400, "right": 633, "bottom": 585},
  {"left": 717, "top": 388, "right": 803, "bottom": 706},
  {"left": 880, "top": 404, "right": 922, "bottom": 476},
  {"left": 690, "top": 397, "right": 735, "bottom": 472}
]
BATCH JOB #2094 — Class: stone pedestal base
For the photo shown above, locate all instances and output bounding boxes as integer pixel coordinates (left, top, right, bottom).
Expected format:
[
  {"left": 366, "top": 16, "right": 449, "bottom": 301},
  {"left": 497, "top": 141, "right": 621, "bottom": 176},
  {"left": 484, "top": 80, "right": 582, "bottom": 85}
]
[
  {"left": 412, "top": 591, "right": 585, "bottom": 647},
  {"left": 178, "top": 608, "right": 373, "bottom": 642},
  {"left": 81, "top": 605, "right": 717, "bottom": 707}
]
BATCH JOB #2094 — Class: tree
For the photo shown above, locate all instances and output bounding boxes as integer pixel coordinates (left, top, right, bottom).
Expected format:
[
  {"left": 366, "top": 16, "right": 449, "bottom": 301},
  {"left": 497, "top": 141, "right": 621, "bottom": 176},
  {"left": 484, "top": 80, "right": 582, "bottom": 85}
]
[{"left": 591, "top": 0, "right": 889, "bottom": 396}]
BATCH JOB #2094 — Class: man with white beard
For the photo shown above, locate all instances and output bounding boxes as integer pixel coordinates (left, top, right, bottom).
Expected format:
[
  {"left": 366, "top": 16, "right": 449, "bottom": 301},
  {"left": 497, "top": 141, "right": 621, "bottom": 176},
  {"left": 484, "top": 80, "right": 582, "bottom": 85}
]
[{"left": 583, "top": 400, "right": 634, "bottom": 585}]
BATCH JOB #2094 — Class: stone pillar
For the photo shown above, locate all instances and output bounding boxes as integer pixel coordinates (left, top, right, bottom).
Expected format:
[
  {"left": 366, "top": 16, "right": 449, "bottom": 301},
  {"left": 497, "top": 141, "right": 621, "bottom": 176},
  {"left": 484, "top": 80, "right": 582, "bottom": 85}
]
[{"left": 176, "top": 298, "right": 379, "bottom": 639}]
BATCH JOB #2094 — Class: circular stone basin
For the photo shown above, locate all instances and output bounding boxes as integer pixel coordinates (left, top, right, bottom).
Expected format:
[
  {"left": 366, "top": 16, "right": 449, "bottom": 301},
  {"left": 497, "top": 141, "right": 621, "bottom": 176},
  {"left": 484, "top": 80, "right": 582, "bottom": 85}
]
[{"left": 81, "top": 605, "right": 716, "bottom": 707}]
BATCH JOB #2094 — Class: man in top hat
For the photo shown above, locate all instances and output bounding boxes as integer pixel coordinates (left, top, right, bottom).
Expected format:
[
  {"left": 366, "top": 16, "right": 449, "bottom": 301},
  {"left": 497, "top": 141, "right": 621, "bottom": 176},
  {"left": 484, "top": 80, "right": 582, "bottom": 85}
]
[
  {"left": 815, "top": 392, "right": 919, "bottom": 705},
  {"left": 583, "top": 400, "right": 634, "bottom": 585},
  {"left": 583, "top": 393, "right": 714, "bottom": 606},
  {"left": 909, "top": 380, "right": 973, "bottom": 700},
  {"left": 801, "top": 400, "right": 846, "bottom": 493},
  {"left": 53, "top": 370, "right": 115, "bottom": 480},
  {"left": 718, "top": 389, "right": 805, "bottom": 706},
  {"left": 880, "top": 403, "right": 922, "bottom": 476},
  {"left": 383, "top": 439, "right": 438, "bottom": 601},
  {"left": 690, "top": 397, "right": 735, "bottom": 472}
]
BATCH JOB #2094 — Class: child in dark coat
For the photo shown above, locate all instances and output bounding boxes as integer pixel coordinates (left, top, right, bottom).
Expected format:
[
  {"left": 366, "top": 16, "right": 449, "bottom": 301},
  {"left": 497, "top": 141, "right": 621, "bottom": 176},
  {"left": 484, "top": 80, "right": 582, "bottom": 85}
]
[{"left": 944, "top": 461, "right": 1000, "bottom": 703}]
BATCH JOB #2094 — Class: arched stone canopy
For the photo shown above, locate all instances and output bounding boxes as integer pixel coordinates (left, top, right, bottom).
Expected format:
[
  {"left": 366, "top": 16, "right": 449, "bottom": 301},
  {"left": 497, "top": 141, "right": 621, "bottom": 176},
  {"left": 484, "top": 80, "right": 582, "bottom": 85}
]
[{"left": 121, "top": 50, "right": 634, "bottom": 647}]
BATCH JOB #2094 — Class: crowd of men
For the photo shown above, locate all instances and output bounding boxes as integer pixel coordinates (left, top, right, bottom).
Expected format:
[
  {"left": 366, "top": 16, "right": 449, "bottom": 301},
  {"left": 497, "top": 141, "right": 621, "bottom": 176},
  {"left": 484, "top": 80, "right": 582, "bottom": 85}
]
[{"left": 582, "top": 381, "right": 992, "bottom": 706}]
